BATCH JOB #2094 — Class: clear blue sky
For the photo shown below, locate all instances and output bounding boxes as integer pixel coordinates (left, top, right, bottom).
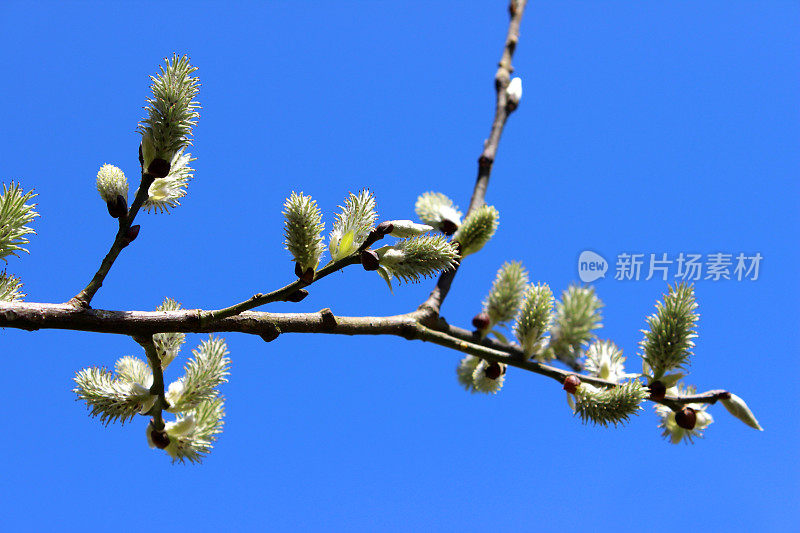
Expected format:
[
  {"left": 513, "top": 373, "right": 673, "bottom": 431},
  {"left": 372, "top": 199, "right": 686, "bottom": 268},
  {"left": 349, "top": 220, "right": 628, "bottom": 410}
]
[{"left": 1, "top": 1, "right": 797, "bottom": 531}]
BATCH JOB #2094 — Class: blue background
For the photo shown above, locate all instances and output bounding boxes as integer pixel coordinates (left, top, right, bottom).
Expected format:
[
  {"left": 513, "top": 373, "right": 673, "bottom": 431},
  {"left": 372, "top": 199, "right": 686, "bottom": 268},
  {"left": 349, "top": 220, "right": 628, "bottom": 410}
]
[{"left": 0, "top": 1, "right": 797, "bottom": 531}]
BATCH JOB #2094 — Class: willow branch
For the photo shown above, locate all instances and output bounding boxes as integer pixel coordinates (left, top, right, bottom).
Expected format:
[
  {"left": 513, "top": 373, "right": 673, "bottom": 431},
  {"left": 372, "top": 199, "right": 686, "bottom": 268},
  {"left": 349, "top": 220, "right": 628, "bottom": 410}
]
[
  {"left": 68, "top": 171, "right": 155, "bottom": 309},
  {"left": 0, "top": 300, "right": 729, "bottom": 409},
  {"left": 133, "top": 333, "right": 168, "bottom": 430},
  {"left": 419, "top": 0, "right": 528, "bottom": 320},
  {"left": 199, "top": 255, "right": 361, "bottom": 325}
]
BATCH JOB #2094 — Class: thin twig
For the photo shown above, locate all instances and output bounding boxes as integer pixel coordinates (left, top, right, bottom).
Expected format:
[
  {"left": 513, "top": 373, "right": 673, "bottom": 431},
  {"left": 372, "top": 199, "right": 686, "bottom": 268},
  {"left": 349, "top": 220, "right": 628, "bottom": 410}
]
[
  {"left": 199, "top": 255, "right": 361, "bottom": 324},
  {"left": 418, "top": 0, "right": 528, "bottom": 320},
  {"left": 68, "top": 172, "right": 155, "bottom": 309}
]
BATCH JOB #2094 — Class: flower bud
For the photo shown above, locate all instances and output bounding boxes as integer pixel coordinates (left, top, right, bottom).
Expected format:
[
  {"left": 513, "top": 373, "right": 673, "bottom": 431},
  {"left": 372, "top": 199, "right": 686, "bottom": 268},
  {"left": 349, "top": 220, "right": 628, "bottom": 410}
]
[
  {"left": 283, "top": 192, "right": 325, "bottom": 273},
  {"left": 506, "top": 77, "right": 522, "bottom": 110},
  {"left": 563, "top": 374, "right": 581, "bottom": 394},
  {"left": 452, "top": 205, "right": 499, "bottom": 257},
  {"left": 472, "top": 359, "right": 506, "bottom": 393},
  {"left": 386, "top": 220, "right": 433, "bottom": 238},
  {"left": 675, "top": 407, "right": 697, "bottom": 430},
  {"left": 720, "top": 393, "right": 763, "bottom": 431},
  {"left": 472, "top": 312, "right": 491, "bottom": 331},
  {"left": 96, "top": 164, "right": 129, "bottom": 206},
  {"left": 375, "top": 221, "right": 394, "bottom": 236},
  {"left": 415, "top": 192, "right": 462, "bottom": 234}
]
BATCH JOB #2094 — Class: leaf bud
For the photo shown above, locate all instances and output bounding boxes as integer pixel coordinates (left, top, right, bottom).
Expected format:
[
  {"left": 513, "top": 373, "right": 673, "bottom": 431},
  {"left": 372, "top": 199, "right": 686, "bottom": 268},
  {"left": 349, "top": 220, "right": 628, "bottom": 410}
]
[
  {"left": 122, "top": 225, "right": 140, "bottom": 246},
  {"left": 284, "top": 289, "right": 309, "bottom": 303}
]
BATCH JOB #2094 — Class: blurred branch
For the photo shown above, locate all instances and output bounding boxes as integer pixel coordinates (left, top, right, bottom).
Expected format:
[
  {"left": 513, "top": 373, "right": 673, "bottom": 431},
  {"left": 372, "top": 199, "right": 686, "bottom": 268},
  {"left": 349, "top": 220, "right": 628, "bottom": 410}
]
[{"left": 418, "top": 0, "right": 528, "bottom": 321}]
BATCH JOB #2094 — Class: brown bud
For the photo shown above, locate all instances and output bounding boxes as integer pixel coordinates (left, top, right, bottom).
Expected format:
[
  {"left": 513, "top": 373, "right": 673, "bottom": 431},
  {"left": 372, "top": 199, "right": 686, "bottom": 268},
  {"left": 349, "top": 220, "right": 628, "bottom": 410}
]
[
  {"left": 439, "top": 219, "right": 458, "bottom": 236},
  {"left": 375, "top": 221, "right": 394, "bottom": 236},
  {"left": 320, "top": 307, "right": 337, "bottom": 332},
  {"left": 284, "top": 289, "right": 309, "bottom": 303},
  {"left": 260, "top": 324, "right": 281, "bottom": 343},
  {"left": 122, "top": 225, "right": 140, "bottom": 246},
  {"left": 148, "top": 421, "right": 170, "bottom": 449},
  {"left": 360, "top": 249, "right": 380, "bottom": 271},
  {"left": 648, "top": 380, "right": 667, "bottom": 401},
  {"left": 563, "top": 375, "right": 581, "bottom": 394},
  {"left": 675, "top": 407, "right": 697, "bottom": 430},
  {"left": 106, "top": 195, "right": 128, "bottom": 219},
  {"left": 294, "top": 263, "right": 315, "bottom": 283},
  {"left": 147, "top": 157, "right": 171, "bottom": 179},
  {"left": 472, "top": 312, "right": 491, "bottom": 331},
  {"left": 484, "top": 361, "right": 503, "bottom": 380}
]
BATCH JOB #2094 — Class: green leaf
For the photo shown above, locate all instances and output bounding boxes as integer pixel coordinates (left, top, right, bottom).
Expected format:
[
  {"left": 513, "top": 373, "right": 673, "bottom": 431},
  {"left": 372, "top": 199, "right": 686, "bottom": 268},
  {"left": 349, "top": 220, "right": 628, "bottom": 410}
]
[{"left": 490, "top": 329, "right": 510, "bottom": 344}]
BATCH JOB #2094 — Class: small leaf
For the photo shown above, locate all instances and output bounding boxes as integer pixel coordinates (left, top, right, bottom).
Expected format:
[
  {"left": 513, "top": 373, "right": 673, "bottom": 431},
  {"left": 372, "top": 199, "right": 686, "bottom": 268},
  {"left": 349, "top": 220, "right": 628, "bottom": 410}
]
[
  {"left": 490, "top": 329, "right": 510, "bottom": 344},
  {"left": 660, "top": 372, "right": 685, "bottom": 388},
  {"left": 376, "top": 266, "right": 394, "bottom": 293},
  {"left": 339, "top": 231, "right": 354, "bottom": 257}
]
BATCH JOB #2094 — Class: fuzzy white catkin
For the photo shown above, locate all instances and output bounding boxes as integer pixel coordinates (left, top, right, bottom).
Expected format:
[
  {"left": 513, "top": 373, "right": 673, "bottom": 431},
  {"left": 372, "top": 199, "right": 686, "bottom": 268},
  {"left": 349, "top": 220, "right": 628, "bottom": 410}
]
[{"left": 96, "top": 164, "right": 128, "bottom": 202}]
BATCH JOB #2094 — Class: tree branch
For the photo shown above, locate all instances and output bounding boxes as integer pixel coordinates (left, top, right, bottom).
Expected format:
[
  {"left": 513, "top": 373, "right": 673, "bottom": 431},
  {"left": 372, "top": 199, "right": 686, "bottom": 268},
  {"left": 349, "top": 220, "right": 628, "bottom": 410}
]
[
  {"left": 418, "top": 0, "right": 528, "bottom": 320},
  {"left": 0, "top": 300, "right": 729, "bottom": 410},
  {"left": 133, "top": 334, "right": 168, "bottom": 429},
  {"left": 68, "top": 171, "right": 155, "bottom": 309}
]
